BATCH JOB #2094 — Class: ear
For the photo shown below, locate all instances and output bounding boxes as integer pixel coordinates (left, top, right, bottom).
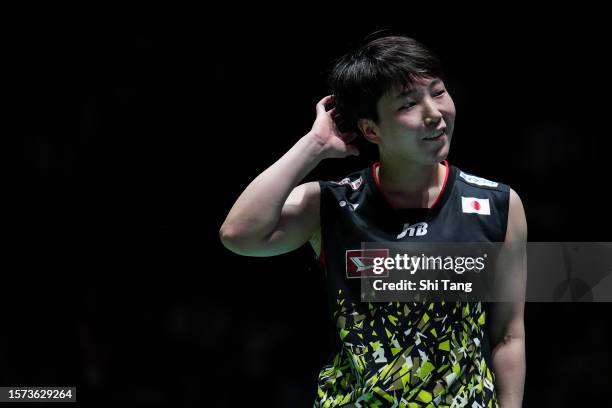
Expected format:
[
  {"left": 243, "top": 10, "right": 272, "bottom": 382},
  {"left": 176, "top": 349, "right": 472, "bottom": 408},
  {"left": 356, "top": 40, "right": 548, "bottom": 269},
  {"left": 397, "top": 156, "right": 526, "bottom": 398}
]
[{"left": 358, "top": 118, "right": 381, "bottom": 145}]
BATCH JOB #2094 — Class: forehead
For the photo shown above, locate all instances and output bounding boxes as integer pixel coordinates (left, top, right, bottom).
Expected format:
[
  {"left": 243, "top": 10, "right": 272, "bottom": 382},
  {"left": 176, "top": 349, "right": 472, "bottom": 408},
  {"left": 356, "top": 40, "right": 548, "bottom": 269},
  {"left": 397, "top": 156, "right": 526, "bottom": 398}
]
[
  {"left": 374, "top": 76, "right": 443, "bottom": 118},
  {"left": 389, "top": 76, "right": 442, "bottom": 99},
  {"left": 376, "top": 76, "right": 442, "bottom": 110}
]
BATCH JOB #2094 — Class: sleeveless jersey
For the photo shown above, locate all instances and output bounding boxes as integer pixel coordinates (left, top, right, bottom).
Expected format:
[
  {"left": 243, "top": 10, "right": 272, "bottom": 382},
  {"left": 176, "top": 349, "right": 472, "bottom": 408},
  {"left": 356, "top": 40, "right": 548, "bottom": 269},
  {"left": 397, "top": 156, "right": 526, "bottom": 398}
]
[{"left": 314, "top": 160, "right": 510, "bottom": 408}]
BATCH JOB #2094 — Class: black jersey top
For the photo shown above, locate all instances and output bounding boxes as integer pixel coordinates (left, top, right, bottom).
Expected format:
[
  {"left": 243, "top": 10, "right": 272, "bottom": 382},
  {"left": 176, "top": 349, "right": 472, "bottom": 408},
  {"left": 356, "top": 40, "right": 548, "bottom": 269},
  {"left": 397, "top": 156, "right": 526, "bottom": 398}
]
[{"left": 313, "top": 160, "right": 510, "bottom": 408}]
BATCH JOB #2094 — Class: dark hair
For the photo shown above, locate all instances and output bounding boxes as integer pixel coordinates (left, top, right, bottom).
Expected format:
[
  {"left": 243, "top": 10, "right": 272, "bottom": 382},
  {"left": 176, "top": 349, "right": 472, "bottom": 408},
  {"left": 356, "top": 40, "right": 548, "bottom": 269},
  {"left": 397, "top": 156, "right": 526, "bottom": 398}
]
[{"left": 328, "top": 35, "right": 446, "bottom": 135}]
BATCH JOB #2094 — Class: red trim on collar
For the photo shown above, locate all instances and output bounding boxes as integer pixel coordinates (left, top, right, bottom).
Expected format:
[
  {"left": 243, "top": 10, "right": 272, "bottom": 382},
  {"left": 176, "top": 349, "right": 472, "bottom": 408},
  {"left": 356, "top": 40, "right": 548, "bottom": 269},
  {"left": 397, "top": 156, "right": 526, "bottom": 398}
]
[{"left": 371, "top": 160, "right": 449, "bottom": 209}]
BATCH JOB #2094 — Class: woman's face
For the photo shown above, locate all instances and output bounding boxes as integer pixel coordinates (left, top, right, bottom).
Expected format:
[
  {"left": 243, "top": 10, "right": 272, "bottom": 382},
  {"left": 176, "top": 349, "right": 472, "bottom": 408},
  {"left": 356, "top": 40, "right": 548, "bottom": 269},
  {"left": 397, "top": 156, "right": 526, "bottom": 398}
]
[{"left": 369, "top": 76, "right": 456, "bottom": 165}]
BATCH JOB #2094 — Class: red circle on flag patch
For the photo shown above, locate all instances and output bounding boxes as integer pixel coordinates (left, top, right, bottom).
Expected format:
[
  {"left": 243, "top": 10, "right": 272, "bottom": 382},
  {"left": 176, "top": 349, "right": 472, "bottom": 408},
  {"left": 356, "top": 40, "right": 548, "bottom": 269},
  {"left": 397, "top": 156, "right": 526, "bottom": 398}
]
[{"left": 472, "top": 200, "right": 481, "bottom": 210}]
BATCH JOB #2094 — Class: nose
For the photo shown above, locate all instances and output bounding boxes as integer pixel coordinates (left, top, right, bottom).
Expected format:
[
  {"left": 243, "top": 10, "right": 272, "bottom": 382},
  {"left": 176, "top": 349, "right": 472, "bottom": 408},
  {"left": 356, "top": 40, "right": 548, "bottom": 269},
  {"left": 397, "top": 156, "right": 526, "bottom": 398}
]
[
  {"left": 424, "top": 116, "right": 440, "bottom": 127},
  {"left": 423, "top": 99, "right": 442, "bottom": 127}
]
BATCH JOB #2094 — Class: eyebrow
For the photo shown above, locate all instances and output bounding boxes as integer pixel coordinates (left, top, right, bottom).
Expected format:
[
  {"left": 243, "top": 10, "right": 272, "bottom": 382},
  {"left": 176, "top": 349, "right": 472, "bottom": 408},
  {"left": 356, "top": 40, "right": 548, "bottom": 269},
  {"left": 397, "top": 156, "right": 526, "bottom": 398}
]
[{"left": 395, "top": 79, "right": 442, "bottom": 99}]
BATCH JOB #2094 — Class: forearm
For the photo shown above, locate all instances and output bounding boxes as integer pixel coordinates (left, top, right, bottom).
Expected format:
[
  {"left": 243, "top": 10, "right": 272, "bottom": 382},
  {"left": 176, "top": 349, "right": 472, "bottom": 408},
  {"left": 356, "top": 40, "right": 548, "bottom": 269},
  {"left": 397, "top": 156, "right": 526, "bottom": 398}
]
[
  {"left": 220, "top": 132, "right": 325, "bottom": 243},
  {"left": 491, "top": 335, "right": 526, "bottom": 408}
]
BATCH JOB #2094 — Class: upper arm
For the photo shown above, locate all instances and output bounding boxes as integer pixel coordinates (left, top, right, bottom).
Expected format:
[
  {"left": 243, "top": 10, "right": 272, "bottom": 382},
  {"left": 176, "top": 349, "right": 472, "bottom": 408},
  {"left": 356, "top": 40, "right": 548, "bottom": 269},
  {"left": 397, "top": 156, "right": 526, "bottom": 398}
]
[
  {"left": 255, "top": 181, "right": 321, "bottom": 257},
  {"left": 506, "top": 188, "right": 527, "bottom": 244},
  {"left": 489, "top": 188, "right": 528, "bottom": 349}
]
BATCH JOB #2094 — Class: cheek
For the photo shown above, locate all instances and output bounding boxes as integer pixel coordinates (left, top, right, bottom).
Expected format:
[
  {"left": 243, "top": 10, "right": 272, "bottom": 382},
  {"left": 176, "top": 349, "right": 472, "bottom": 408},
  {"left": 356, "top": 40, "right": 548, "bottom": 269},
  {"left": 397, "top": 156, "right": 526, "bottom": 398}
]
[
  {"left": 380, "top": 115, "right": 416, "bottom": 135},
  {"left": 444, "top": 98, "right": 457, "bottom": 119},
  {"left": 396, "top": 113, "right": 424, "bottom": 130},
  {"left": 440, "top": 109, "right": 456, "bottom": 131}
]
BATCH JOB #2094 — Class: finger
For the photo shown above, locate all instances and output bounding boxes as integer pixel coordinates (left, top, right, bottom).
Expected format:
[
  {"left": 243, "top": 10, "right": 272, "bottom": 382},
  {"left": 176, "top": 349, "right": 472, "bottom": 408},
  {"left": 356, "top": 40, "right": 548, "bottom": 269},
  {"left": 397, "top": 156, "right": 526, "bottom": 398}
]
[
  {"left": 316, "top": 95, "right": 334, "bottom": 115},
  {"left": 332, "top": 113, "right": 346, "bottom": 129}
]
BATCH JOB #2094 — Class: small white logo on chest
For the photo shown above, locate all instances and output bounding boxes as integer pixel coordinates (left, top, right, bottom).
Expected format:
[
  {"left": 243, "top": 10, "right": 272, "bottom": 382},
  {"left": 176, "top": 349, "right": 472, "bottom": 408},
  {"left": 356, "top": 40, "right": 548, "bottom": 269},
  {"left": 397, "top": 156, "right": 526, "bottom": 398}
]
[
  {"left": 459, "top": 171, "right": 498, "bottom": 188},
  {"left": 339, "top": 200, "right": 360, "bottom": 211}
]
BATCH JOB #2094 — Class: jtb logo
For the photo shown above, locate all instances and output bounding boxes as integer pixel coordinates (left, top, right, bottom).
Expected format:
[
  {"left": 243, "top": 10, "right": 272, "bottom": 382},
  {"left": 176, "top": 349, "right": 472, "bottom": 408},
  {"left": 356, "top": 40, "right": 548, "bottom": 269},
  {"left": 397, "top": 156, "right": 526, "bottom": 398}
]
[
  {"left": 397, "top": 222, "right": 428, "bottom": 239},
  {"left": 346, "top": 249, "right": 389, "bottom": 278}
]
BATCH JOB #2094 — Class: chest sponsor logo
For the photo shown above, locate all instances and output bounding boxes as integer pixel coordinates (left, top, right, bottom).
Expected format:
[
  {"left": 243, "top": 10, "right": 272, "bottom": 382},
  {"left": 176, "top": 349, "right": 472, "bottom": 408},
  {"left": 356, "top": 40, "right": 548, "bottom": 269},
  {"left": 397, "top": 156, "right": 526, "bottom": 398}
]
[
  {"left": 331, "top": 176, "right": 364, "bottom": 191},
  {"left": 346, "top": 249, "right": 390, "bottom": 278},
  {"left": 397, "top": 222, "right": 428, "bottom": 239},
  {"left": 461, "top": 196, "right": 491, "bottom": 215},
  {"left": 459, "top": 171, "right": 498, "bottom": 188}
]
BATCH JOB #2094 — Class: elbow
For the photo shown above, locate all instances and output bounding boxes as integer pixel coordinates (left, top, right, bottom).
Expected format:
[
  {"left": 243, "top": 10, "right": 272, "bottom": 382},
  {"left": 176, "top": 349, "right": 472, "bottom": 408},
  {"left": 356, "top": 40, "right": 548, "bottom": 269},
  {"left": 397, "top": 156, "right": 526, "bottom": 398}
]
[
  {"left": 219, "top": 223, "right": 245, "bottom": 254},
  {"left": 491, "top": 321, "right": 526, "bottom": 357},
  {"left": 493, "top": 332, "right": 524, "bottom": 353},
  {"left": 219, "top": 223, "right": 264, "bottom": 256},
  {"left": 219, "top": 223, "right": 236, "bottom": 244}
]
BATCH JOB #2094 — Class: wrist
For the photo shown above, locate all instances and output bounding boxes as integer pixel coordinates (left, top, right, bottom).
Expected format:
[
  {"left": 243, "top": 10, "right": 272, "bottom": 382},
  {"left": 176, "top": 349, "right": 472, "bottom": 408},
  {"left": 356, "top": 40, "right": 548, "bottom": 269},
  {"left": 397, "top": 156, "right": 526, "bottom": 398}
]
[{"left": 301, "top": 132, "right": 331, "bottom": 161}]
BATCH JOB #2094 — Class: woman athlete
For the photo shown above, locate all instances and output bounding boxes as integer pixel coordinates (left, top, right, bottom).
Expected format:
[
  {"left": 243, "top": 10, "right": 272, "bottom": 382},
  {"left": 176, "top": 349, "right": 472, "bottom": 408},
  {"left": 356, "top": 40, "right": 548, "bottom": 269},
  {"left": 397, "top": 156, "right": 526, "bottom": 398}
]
[{"left": 220, "top": 35, "right": 526, "bottom": 408}]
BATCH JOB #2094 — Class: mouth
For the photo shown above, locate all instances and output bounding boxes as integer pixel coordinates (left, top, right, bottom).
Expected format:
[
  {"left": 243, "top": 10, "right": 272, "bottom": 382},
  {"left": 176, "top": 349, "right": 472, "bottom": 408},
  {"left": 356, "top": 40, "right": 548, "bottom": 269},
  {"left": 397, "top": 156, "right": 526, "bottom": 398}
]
[{"left": 423, "top": 128, "right": 447, "bottom": 141}]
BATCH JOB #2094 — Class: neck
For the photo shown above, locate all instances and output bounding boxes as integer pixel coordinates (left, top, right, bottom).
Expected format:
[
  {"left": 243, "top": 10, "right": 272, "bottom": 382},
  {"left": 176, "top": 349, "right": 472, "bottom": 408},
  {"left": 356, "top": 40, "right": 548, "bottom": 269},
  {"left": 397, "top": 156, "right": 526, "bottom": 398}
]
[{"left": 376, "top": 156, "right": 446, "bottom": 208}]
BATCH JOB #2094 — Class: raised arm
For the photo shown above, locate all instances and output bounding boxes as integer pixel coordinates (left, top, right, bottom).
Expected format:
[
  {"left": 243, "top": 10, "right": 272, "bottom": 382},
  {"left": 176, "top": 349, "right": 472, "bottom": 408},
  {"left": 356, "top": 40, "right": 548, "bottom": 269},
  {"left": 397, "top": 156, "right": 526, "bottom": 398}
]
[{"left": 219, "top": 95, "right": 359, "bottom": 257}]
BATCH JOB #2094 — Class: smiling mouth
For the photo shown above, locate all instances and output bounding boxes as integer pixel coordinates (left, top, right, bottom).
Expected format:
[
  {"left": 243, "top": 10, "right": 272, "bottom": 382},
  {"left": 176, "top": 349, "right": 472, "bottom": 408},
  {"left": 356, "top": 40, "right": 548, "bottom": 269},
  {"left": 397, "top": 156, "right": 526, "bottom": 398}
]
[{"left": 423, "top": 128, "right": 446, "bottom": 141}]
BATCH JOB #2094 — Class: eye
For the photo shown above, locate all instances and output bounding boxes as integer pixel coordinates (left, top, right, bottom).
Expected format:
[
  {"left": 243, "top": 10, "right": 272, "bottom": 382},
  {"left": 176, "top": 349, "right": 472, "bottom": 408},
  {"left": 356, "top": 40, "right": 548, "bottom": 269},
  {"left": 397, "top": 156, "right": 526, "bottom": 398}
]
[
  {"left": 433, "top": 89, "right": 446, "bottom": 97},
  {"left": 399, "top": 102, "right": 417, "bottom": 111}
]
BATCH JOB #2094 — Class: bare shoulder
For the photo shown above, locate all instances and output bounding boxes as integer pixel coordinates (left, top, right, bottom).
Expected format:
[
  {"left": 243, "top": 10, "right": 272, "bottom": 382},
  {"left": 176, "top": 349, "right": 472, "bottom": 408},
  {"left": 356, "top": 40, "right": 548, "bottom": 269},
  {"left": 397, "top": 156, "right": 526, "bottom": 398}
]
[
  {"left": 285, "top": 181, "right": 321, "bottom": 206},
  {"left": 257, "top": 181, "right": 322, "bottom": 257},
  {"left": 506, "top": 188, "right": 527, "bottom": 242},
  {"left": 293, "top": 182, "right": 322, "bottom": 258},
  {"left": 284, "top": 182, "right": 322, "bottom": 257}
]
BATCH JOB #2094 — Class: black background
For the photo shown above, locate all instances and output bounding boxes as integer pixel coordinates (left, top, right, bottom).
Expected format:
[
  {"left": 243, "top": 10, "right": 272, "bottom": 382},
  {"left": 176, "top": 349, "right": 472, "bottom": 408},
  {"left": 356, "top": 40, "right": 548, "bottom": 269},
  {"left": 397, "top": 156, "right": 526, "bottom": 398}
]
[{"left": 3, "top": 2, "right": 611, "bottom": 407}]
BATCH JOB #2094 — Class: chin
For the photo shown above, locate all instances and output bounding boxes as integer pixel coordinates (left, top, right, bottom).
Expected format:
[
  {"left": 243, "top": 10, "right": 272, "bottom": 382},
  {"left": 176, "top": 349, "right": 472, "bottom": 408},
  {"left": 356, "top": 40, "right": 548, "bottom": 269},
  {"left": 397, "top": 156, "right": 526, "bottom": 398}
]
[{"left": 431, "top": 144, "right": 450, "bottom": 163}]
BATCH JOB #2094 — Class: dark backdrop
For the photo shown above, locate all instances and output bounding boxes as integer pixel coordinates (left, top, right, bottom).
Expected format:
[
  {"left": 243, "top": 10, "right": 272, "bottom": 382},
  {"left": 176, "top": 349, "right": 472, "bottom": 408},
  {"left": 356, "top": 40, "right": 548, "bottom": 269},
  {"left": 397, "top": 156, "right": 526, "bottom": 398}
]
[{"left": 2, "top": 2, "right": 611, "bottom": 407}]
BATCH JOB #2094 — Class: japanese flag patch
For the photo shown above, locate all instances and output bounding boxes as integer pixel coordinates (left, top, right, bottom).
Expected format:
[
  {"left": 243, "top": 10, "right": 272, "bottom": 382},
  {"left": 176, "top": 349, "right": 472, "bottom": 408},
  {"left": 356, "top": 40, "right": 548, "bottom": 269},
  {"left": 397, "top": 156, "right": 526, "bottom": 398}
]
[{"left": 461, "top": 197, "right": 491, "bottom": 215}]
